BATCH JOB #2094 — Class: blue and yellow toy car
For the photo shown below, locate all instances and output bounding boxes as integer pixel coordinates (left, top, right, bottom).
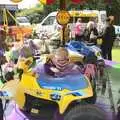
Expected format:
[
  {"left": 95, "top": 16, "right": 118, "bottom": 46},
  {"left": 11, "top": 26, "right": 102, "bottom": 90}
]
[{"left": 12, "top": 56, "right": 107, "bottom": 120}]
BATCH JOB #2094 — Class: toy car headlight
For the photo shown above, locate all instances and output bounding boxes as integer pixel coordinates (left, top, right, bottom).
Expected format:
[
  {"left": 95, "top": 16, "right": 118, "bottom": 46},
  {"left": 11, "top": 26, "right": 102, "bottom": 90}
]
[
  {"left": 96, "top": 52, "right": 101, "bottom": 57},
  {"left": 50, "top": 93, "right": 61, "bottom": 101}
]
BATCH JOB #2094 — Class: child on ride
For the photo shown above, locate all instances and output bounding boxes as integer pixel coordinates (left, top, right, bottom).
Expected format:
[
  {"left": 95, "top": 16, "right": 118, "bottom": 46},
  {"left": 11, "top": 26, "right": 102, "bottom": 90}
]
[{"left": 32, "top": 47, "right": 83, "bottom": 77}]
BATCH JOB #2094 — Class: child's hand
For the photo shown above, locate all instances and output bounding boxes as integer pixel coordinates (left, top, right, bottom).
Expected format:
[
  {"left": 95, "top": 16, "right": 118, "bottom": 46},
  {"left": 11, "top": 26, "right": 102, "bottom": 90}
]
[
  {"left": 31, "top": 72, "right": 39, "bottom": 79},
  {"left": 50, "top": 67, "right": 60, "bottom": 73}
]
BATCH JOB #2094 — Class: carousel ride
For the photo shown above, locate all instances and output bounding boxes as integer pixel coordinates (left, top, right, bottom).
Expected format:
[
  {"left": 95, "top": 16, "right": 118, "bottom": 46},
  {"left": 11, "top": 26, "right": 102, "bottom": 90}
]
[{"left": 0, "top": 0, "right": 119, "bottom": 120}]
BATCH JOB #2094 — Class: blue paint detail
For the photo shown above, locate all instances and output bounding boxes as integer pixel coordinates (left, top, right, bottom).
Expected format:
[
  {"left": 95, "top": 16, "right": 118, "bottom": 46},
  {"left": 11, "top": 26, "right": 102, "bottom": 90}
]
[
  {"left": 37, "top": 74, "right": 88, "bottom": 91},
  {"left": 72, "top": 92, "right": 82, "bottom": 96},
  {"left": 66, "top": 41, "right": 95, "bottom": 57},
  {"left": 71, "top": 91, "right": 86, "bottom": 96}
]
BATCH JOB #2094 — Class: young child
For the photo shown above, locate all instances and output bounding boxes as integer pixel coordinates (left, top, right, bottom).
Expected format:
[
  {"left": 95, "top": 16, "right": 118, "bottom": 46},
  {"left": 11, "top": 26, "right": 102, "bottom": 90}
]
[{"left": 33, "top": 47, "right": 82, "bottom": 77}]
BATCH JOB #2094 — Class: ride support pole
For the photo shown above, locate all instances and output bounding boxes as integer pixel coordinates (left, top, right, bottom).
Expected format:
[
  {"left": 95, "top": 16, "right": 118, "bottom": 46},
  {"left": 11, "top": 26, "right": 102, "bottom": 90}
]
[{"left": 60, "top": 0, "right": 66, "bottom": 46}]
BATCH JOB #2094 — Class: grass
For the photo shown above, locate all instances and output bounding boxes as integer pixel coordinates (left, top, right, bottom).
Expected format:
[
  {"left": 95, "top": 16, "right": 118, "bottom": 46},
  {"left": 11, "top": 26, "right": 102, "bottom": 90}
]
[
  {"left": 112, "top": 47, "right": 120, "bottom": 63},
  {"left": 107, "top": 47, "right": 120, "bottom": 106}
]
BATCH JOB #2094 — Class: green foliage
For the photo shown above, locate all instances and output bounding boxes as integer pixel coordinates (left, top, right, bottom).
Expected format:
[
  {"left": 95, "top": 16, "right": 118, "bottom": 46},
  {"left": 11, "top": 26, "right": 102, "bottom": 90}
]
[
  {"left": 17, "top": 6, "right": 43, "bottom": 16},
  {"left": 16, "top": 4, "right": 44, "bottom": 24},
  {"left": 106, "top": 0, "right": 120, "bottom": 24},
  {"left": 16, "top": 0, "right": 120, "bottom": 25}
]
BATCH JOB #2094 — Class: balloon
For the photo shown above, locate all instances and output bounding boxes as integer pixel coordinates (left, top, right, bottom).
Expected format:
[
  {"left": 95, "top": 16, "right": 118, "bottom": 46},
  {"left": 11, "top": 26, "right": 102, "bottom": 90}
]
[
  {"left": 39, "top": 0, "right": 55, "bottom": 5},
  {"left": 71, "top": 0, "right": 81, "bottom": 4}
]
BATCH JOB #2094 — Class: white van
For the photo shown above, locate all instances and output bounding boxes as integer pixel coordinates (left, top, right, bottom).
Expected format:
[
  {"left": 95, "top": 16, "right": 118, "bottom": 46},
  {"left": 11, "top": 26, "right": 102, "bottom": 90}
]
[
  {"left": 35, "top": 10, "right": 107, "bottom": 36},
  {"left": 16, "top": 16, "right": 31, "bottom": 26}
]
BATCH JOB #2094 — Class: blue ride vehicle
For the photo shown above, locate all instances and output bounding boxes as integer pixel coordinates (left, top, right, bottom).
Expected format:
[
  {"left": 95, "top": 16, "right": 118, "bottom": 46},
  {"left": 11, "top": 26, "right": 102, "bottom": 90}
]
[{"left": 66, "top": 40, "right": 104, "bottom": 64}]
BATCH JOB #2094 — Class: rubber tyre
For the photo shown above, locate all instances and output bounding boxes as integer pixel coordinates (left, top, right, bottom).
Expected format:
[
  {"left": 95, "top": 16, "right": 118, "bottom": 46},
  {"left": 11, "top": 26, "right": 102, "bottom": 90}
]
[{"left": 64, "top": 104, "right": 107, "bottom": 120}]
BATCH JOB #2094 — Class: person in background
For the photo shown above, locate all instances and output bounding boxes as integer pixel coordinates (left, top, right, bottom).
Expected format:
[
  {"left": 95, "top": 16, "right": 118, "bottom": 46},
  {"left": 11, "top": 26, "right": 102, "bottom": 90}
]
[
  {"left": 101, "top": 17, "right": 116, "bottom": 60},
  {"left": 84, "top": 18, "right": 98, "bottom": 44},
  {"left": 74, "top": 18, "right": 85, "bottom": 41},
  {"left": 28, "top": 40, "right": 39, "bottom": 55}
]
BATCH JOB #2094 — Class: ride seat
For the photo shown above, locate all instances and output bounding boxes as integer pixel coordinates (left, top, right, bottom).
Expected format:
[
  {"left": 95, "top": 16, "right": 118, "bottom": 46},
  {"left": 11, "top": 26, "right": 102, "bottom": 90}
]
[{"left": 86, "top": 42, "right": 95, "bottom": 46}]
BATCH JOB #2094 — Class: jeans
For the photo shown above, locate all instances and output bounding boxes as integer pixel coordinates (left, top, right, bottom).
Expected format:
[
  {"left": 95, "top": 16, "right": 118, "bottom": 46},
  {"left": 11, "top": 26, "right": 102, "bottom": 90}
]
[{"left": 101, "top": 44, "right": 112, "bottom": 60}]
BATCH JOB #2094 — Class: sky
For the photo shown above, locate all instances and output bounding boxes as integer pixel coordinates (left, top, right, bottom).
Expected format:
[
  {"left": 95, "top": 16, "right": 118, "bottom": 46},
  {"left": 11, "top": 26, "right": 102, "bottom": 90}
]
[{"left": 0, "top": 0, "right": 39, "bottom": 9}]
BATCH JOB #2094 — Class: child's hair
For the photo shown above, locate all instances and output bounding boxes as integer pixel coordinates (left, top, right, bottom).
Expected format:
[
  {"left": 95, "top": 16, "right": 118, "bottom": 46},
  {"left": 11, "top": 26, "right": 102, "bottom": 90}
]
[
  {"left": 55, "top": 47, "right": 69, "bottom": 57},
  {"left": 77, "top": 18, "right": 82, "bottom": 22}
]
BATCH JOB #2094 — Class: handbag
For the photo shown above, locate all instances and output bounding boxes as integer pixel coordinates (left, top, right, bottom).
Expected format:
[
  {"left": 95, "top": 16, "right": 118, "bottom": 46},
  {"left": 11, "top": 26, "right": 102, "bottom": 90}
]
[
  {"left": 97, "top": 38, "right": 103, "bottom": 45},
  {"left": 90, "top": 31, "right": 97, "bottom": 40}
]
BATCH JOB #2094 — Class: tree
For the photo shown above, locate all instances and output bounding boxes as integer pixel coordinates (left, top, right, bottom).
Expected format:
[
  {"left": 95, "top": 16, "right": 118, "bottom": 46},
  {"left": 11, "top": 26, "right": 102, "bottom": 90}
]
[
  {"left": 105, "top": 0, "right": 120, "bottom": 24},
  {"left": 17, "top": 0, "right": 120, "bottom": 25},
  {"left": 16, "top": 4, "right": 44, "bottom": 24}
]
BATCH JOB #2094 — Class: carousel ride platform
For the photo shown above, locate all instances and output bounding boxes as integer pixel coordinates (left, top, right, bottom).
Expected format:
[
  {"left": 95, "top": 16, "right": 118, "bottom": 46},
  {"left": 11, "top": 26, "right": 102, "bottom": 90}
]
[{"left": 0, "top": 60, "right": 120, "bottom": 120}]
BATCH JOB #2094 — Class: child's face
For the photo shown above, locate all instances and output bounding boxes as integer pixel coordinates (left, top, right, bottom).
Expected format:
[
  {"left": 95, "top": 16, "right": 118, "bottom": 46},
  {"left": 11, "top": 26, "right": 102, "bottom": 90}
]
[
  {"left": 54, "top": 55, "right": 69, "bottom": 65},
  {"left": 53, "top": 48, "right": 69, "bottom": 67}
]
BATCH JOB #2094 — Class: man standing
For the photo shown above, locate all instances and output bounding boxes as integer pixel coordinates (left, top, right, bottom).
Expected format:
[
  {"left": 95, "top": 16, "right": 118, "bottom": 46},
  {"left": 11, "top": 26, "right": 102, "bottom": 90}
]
[{"left": 101, "top": 17, "right": 116, "bottom": 60}]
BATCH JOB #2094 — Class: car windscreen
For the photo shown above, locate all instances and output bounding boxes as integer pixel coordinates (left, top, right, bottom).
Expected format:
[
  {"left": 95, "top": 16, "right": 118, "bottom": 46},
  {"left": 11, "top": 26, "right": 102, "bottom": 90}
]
[
  {"left": 37, "top": 74, "right": 88, "bottom": 91},
  {"left": 42, "top": 16, "right": 56, "bottom": 25}
]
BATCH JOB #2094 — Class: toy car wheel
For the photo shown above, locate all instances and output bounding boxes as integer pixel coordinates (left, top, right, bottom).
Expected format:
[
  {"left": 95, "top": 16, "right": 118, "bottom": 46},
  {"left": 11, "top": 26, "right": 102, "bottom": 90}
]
[{"left": 64, "top": 104, "right": 107, "bottom": 120}]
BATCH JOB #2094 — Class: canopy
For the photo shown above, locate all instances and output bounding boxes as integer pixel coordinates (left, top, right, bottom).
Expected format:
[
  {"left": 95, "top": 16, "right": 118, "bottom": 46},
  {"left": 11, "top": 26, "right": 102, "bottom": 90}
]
[
  {"left": 72, "top": 0, "right": 83, "bottom": 4},
  {"left": 0, "top": 0, "right": 18, "bottom": 5},
  {"left": 39, "top": 0, "right": 85, "bottom": 4},
  {"left": 38, "top": 0, "right": 55, "bottom": 5},
  {"left": 10, "top": 0, "right": 85, "bottom": 5}
]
